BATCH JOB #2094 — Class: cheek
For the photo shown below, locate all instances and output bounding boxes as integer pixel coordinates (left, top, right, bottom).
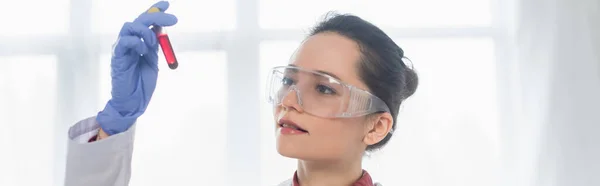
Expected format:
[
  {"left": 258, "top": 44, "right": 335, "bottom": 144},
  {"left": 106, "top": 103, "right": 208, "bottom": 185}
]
[
  {"left": 311, "top": 119, "right": 365, "bottom": 144},
  {"left": 308, "top": 119, "right": 367, "bottom": 158}
]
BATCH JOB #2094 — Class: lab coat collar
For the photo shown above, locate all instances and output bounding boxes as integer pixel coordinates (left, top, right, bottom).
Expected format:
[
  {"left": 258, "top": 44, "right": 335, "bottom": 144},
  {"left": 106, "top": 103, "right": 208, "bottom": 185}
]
[{"left": 291, "top": 169, "right": 375, "bottom": 186}]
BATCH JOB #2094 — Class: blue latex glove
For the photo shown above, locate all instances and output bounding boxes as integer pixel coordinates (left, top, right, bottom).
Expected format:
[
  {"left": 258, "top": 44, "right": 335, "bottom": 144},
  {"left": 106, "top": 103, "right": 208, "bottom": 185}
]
[{"left": 97, "top": 1, "right": 178, "bottom": 135}]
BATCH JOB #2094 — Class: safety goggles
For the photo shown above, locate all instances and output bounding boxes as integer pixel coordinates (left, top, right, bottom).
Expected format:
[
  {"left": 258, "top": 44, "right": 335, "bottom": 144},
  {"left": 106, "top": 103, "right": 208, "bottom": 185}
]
[{"left": 266, "top": 66, "right": 391, "bottom": 118}]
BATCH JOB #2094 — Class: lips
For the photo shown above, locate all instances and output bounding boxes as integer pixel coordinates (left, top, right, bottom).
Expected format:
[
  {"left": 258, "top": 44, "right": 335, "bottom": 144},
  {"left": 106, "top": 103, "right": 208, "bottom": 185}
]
[{"left": 278, "top": 118, "right": 308, "bottom": 133}]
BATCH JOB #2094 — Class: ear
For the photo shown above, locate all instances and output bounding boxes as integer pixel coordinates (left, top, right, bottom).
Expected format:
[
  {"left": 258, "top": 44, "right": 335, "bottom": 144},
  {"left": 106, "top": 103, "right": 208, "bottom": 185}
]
[{"left": 363, "top": 113, "right": 394, "bottom": 146}]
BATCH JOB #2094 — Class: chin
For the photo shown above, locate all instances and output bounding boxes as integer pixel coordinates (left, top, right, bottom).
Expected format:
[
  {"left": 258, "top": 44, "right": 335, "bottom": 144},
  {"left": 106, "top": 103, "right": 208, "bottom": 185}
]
[
  {"left": 277, "top": 147, "right": 320, "bottom": 161},
  {"left": 276, "top": 138, "right": 330, "bottom": 161},
  {"left": 276, "top": 136, "right": 312, "bottom": 160},
  {"left": 276, "top": 137, "right": 300, "bottom": 158},
  {"left": 277, "top": 148, "right": 302, "bottom": 159}
]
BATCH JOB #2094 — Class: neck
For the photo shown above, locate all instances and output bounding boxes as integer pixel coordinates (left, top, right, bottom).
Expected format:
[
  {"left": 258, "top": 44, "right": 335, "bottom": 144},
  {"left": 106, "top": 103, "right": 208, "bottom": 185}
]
[{"left": 296, "top": 158, "right": 364, "bottom": 186}]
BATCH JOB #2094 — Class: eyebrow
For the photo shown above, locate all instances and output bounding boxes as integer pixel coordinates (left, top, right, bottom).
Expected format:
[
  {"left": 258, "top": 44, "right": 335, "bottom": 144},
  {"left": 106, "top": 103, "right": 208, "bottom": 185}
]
[{"left": 288, "top": 64, "right": 342, "bottom": 80}]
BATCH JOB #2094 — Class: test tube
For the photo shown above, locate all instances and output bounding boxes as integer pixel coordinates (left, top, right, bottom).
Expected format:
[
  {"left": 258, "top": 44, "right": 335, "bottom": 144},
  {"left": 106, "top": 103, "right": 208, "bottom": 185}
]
[{"left": 152, "top": 26, "right": 178, "bottom": 69}]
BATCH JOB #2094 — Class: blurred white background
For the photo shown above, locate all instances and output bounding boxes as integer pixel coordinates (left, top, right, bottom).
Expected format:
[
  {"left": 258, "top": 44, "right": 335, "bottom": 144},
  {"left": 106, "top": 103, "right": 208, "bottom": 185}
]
[{"left": 0, "top": 0, "right": 598, "bottom": 186}]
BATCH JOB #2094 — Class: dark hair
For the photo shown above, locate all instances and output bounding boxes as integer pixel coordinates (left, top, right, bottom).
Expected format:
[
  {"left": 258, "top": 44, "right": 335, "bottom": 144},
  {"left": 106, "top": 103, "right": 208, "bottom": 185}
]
[{"left": 309, "top": 13, "right": 419, "bottom": 151}]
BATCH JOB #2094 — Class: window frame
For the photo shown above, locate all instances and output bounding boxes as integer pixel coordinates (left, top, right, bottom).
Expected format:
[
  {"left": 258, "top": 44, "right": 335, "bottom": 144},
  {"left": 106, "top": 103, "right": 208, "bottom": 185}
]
[{"left": 0, "top": 0, "right": 517, "bottom": 185}]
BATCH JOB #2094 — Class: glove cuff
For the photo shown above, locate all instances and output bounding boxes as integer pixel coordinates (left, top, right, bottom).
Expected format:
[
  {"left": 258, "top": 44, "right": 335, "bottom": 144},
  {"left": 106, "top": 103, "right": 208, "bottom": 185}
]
[{"left": 96, "top": 100, "right": 141, "bottom": 135}]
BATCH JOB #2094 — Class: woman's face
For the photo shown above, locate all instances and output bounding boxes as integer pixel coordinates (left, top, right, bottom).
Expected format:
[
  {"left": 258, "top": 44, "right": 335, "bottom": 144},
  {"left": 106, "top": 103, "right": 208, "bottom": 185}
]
[{"left": 274, "top": 32, "right": 375, "bottom": 161}]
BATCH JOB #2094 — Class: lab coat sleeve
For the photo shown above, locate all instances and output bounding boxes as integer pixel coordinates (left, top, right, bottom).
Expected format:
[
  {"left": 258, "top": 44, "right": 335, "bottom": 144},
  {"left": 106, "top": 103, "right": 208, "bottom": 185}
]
[{"left": 64, "top": 116, "right": 136, "bottom": 186}]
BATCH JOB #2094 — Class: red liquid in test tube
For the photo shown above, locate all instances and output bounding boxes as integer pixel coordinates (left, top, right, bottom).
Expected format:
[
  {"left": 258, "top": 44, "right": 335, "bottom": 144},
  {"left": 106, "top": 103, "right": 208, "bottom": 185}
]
[{"left": 152, "top": 26, "right": 178, "bottom": 69}]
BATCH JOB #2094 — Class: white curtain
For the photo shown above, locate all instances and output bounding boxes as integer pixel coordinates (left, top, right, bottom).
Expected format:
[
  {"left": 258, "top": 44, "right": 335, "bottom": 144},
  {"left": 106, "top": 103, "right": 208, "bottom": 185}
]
[{"left": 505, "top": 0, "right": 600, "bottom": 186}]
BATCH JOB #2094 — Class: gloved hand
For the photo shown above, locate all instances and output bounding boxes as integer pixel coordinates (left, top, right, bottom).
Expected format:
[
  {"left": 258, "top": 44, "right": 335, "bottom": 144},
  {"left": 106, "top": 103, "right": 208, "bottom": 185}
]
[{"left": 97, "top": 1, "right": 178, "bottom": 135}]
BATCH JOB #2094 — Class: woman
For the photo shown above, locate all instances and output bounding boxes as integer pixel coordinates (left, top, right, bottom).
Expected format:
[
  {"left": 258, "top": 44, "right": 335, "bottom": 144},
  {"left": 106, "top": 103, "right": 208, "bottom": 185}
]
[{"left": 64, "top": 1, "right": 418, "bottom": 186}]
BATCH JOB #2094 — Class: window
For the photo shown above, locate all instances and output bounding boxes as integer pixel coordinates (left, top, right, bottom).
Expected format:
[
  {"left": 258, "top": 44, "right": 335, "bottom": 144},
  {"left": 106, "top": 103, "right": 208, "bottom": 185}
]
[
  {"left": 0, "top": 0, "right": 69, "bottom": 35},
  {"left": 0, "top": 0, "right": 508, "bottom": 185},
  {"left": 0, "top": 56, "right": 57, "bottom": 185},
  {"left": 99, "top": 51, "right": 229, "bottom": 186},
  {"left": 259, "top": 0, "right": 492, "bottom": 29},
  {"left": 92, "top": 0, "right": 236, "bottom": 34}
]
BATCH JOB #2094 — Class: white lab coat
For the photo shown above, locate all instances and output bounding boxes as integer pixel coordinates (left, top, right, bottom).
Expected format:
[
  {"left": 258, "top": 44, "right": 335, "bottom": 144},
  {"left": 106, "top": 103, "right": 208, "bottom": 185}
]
[
  {"left": 63, "top": 116, "right": 381, "bottom": 186},
  {"left": 63, "top": 116, "right": 294, "bottom": 186}
]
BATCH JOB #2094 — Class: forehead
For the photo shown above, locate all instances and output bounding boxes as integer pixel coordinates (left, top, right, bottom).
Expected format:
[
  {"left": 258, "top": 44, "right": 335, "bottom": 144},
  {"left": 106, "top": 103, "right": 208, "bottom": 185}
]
[{"left": 289, "top": 32, "right": 367, "bottom": 89}]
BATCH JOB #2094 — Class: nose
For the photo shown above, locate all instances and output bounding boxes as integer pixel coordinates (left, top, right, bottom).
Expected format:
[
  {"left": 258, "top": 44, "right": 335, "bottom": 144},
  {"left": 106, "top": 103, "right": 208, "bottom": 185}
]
[{"left": 280, "top": 86, "right": 304, "bottom": 113}]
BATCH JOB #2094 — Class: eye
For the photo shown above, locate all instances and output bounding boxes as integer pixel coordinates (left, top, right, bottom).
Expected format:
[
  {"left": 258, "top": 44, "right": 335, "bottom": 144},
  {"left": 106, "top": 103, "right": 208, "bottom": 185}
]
[
  {"left": 281, "top": 77, "right": 294, "bottom": 86},
  {"left": 316, "top": 84, "right": 336, "bottom": 95}
]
